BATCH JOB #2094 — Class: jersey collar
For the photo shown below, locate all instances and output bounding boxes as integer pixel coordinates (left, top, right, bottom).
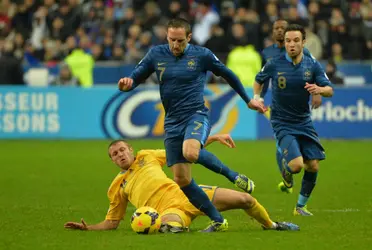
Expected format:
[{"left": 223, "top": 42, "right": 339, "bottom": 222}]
[
  {"left": 285, "top": 52, "right": 303, "bottom": 65},
  {"left": 285, "top": 53, "right": 293, "bottom": 62},
  {"left": 167, "top": 43, "right": 190, "bottom": 58},
  {"left": 179, "top": 43, "right": 190, "bottom": 57},
  {"left": 184, "top": 43, "right": 190, "bottom": 54}
]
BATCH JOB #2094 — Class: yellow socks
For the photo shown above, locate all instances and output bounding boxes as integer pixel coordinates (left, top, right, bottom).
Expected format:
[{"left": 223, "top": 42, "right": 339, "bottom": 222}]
[{"left": 245, "top": 199, "right": 275, "bottom": 229}]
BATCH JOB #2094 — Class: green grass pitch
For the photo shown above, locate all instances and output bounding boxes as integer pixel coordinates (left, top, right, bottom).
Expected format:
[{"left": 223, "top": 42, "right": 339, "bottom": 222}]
[{"left": 0, "top": 140, "right": 371, "bottom": 250}]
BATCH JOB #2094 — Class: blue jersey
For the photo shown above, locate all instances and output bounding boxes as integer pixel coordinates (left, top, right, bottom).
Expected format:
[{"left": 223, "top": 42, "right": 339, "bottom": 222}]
[
  {"left": 255, "top": 52, "right": 332, "bottom": 128},
  {"left": 128, "top": 44, "right": 250, "bottom": 128},
  {"left": 261, "top": 44, "right": 313, "bottom": 97}
]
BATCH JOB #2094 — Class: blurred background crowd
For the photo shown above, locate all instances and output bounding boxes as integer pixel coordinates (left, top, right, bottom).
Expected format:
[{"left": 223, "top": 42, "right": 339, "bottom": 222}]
[{"left": 0, "top": 0, "right": 371, "bottom": 86}]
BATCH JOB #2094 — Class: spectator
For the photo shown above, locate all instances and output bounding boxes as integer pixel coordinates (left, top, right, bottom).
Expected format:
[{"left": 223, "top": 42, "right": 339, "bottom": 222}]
[
  {"left": 328, "top": 8, "right": 348, "bottom": 56},
  {"left": 0, "top": 0, "right": 370, "bottom": 81},
  {"left": 362, "top": 10, "right": 372, "bottom": 59},
  {"left": 347, "top": 3, "right": 364, "bottom": 60},
  {"left": 64, "top": 46, "right": 94, "bottom": 87},
  {"left": 260, "top": 3, "right": 278, "bottom": 39},
  {"left": 219, "top": 1, "right": 235, "bottom": 32},
  {"left": 192, "top": 0, "right": 220, "bottom": 46},
  {"left": 234, "top": 8, "right": 260, "bottom": 51},
  {"left": 142, "top": 1, "right": 161, "bottom": 31},
  {"left": 227, "top": 22, "right": 248, "bottom": 50},
  {"left": 307, "top": 1, "right": 321, "bottom": 32},
  {"left": 360, "top": 0, "right": 372, "bottom": 19},
  {"left": 288, "top": 0, "right": 308, "bottom": 19},
  {"left": 226, "top": 23, "right": 261, "bottom": 87},
  {"left": 0, "top": 41, "right": 24, "bottom": 85},
  {"left": 331, "top": 43, "right": 343, "bottom": 63},
  {"left": 326, "top": 60, "right": 344, "bottom": 85},
  {"left": 111, "top": 44, "right": 125, "bottom": 61},
  {"left": 51, "top": 63, "right": 80, "bottom": 86},
  {"left": 152, "top": 24, "right": 167, "bottom": 45},
  {"left": 205, "top": 25, "right": 229, "bottom": 63},
  {"left": 305, "top": 26, "right": 323, "bottom": 59},
  {"left": 91, "top": 43, "right": 106, "bottom": 61}
]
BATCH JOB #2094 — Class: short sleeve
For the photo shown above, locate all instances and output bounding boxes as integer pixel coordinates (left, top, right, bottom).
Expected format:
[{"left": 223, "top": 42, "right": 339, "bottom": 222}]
[{"left": 255, "top": 60, "right": 275, "bottom": 85}]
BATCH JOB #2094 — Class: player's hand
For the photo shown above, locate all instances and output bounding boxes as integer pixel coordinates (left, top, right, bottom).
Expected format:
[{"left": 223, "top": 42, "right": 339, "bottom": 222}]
[
  {"left": 64, "top": 218, "right": 88, "bottom": 230},
  {"left": 311, "top": 94, "right": 322, "bottom": 109},
  {"left": 304, "top": 82, "right": 322, "bottom": 95},
  {"left": 214, "top": 134, "right": 236, "bottom": 148},
  {"left": 248, "top": 99, "right": 267, "bottom": 114},
  {"left": 118, "top": 77, "right": 133, "bottom": 91}
]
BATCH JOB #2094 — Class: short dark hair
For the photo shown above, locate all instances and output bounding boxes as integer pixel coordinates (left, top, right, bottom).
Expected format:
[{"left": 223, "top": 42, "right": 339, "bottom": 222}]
[
  {"left": 284, "top": 24, "right": 306, "bottom": 40},
  {"left": 167, "top": 17, "right": 192, "bottom": 36},
  {"left": 274, "top": 19, "right": 288, "bottom": 25},
  {"left": 108, "top": 140, "right": 131, "bottom": 158}
]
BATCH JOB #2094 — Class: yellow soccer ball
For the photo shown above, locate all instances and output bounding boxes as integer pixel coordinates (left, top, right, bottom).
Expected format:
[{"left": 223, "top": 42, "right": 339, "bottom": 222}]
[{"left": 130, "top": 206, "right": 161, "bottom": 234}]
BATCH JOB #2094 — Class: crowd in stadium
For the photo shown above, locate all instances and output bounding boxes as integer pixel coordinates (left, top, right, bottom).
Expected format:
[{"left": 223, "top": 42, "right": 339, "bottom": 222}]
[{"left": 0, "top": 0, "right": 371, "bottom": 85}]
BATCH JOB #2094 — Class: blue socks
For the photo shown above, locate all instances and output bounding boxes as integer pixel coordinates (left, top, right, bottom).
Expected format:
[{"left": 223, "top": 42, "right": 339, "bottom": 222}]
[
  {"left": 181, "top": 179, "right": 224, "bottom": 222},
  {"left": 196, "top": 149, "right": 238, "bottom": 183},
  {"left": 297, "top": 170, "right": 318, "bottom": 207}
]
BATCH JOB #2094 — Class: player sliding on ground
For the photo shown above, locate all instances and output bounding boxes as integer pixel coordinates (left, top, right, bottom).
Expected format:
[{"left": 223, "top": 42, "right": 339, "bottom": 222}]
[{"left": 64, "top": 134, "right": 299, "bottom": 233}]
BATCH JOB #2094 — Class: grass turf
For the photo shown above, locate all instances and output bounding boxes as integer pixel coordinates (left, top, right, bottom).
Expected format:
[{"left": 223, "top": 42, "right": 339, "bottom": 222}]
[{"left": 0, "top": 140, "right": 371, "bottom": 250}]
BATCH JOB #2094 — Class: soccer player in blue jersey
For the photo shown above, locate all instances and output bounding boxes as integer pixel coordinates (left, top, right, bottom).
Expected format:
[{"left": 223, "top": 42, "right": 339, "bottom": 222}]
[
  {"left": 257, "top": 20, "right": 323, "bottom": 197},
  {"left": 259, "top": 19, "right": 322, "bottom": 109},
  {"left": 117, "top": 18, "right": 266, "bottom": 232},
  {"left": 253, "top": 24, "right": 334, "bottom": 216}
]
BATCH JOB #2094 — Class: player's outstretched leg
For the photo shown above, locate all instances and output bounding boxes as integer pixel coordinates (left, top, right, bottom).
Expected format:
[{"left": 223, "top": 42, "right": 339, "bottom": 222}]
[
  {"left": 294, "top": 160, "right": 319, "bottom": 216},
  {"left": 276, "top": 137, "right": 304, "bottom": 192},
  {"left": 264, "top": 222, "right": 300, "bottom": 231},
  {"left": 180, "top": 179, "right": 227, "bottom": 230},
  {"left": 277, "top": 156, "right": 295, "bottom": 190},
  {"left": 276, "top": 148, "right": 293, "bottom": 194},
  {"left": 183, "top": 126, "right": 255, "bottom": 193},
  {"left": 172, "top": 162, "right": 228, "bottom": 233},
  {"left": 196, "top": 149, "right": 255, "bottom": 193},
  {"left": 212, "top": 188, "right": 300, "bottom": 231}
]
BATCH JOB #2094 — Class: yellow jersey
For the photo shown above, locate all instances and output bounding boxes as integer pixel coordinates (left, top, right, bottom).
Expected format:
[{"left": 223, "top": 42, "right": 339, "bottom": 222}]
[{"left": 105, "top": 150, "right": 189, "bottom": 220}]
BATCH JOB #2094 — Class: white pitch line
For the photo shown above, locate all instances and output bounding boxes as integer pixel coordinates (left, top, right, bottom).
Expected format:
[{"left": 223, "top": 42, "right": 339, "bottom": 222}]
[{"left": 272, "top": 208, "right": 371, "bottom": 213}]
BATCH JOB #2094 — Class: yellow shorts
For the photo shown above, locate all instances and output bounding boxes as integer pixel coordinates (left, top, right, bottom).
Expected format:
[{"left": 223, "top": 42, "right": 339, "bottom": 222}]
[{"left": 159, "top": 185, "right": 218, "bottom": 228}]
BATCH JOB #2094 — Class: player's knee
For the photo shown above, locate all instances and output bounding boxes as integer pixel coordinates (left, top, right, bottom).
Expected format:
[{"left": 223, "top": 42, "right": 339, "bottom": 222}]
[
  {"left": 240, "top": 194, "right": 255, "bottom": 209},
  {"left": 305, "top": 161, "right": 319, "bottom": 172},
  {"left": 182, "top": 148, "right": 199, "bottom": 163},
  {"left": 288, "top": 158, "right": 304, "bottom": 173},
  {"left": 174, "top": 176, "right": 192, "bottom": 187},
  {"left": 290, "top": 163, "right": 304, "bottom": 174}
]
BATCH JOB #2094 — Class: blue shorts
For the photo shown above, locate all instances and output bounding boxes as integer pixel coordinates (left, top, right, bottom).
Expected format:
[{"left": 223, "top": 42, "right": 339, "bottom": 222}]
[
  {"left": 164, "top": 112, "right": 210, "bottom": 167},
  {"left": 277, "top": 134, "right": 325, "bottom": 163}
]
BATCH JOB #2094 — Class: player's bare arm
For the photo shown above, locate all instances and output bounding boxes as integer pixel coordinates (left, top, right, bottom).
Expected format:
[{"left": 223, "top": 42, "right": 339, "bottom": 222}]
[
  {"left": 65, "top": 196, "right": 129, "bottom": 231},
  {"left": 311, "top": 95, "right": 322, "bottom": 109},
  {"left": 304, "top": 83, "right": 333, "bottom": 97},
  {"left": 64, "top": 219, "right": 120, "bottom": 231},
  {"left": 253, "top": 81, "right": 265, "bottom": 104}
]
